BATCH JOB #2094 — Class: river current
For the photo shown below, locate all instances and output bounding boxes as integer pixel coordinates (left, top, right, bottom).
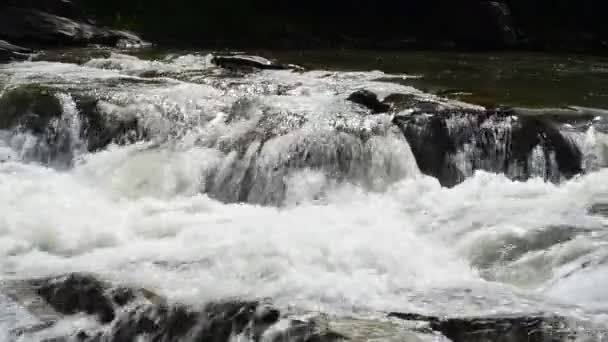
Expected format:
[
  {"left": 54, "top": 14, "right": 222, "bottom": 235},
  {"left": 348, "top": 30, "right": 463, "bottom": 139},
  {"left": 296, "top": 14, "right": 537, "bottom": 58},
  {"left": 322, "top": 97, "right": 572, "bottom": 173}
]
[{"left": 1, "top": 50, "right": 608, "bottom": 340}]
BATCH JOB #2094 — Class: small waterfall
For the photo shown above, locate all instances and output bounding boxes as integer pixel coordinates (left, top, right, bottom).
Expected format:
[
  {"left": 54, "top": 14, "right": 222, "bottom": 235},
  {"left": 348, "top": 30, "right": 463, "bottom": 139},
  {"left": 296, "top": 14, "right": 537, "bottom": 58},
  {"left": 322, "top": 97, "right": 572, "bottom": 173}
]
[
  {"left": 0, "top": 92, "right": 87, "bottom": 167},
  {"left": 394, "top": 109, "right": 586, "bottom": 186},
  {"left": 55, "top": 93, "right": 87, "bottom": 159}
]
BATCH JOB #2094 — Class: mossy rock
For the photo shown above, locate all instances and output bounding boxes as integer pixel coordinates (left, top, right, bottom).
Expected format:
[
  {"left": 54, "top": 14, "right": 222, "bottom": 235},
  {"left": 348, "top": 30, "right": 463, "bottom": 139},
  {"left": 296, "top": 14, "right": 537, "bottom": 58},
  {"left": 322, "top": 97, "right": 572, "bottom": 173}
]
[{"left": 0, "top": 84, "right": 63, "bottom": 133}]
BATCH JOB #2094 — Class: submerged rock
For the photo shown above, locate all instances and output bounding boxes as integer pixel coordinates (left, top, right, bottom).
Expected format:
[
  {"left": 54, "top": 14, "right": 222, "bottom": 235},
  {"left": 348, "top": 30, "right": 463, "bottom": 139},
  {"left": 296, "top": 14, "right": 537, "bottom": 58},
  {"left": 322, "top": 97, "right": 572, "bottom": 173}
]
[
  {"left": 74, "top": 96, "right": 145, "bottom": 152},
  {"left": 347, "top": 89, "right": 390, "bottom": 114},
  {"left": 389, "top": 312, "right": 566, "bottom": 342},
  {"left": 32, "top": 273, "right": 118, "bottom": 324},
  {"left": 0, "top": 84, "right": 63, "bottom": 133},
  {"left": 4, "top": 273, "right": 345, "bottom": 342},
  {"left": 211, "top": 54, "right": 302, "bottom": 71},
  {"left": 0, "top": 39, "right": 32, "bottom": 62}
]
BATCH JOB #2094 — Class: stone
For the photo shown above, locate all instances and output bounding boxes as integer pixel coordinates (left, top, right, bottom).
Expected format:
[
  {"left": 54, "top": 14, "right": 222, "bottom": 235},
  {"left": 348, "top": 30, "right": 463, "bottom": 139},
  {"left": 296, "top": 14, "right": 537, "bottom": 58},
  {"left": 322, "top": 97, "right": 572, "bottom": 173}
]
[
  {"left": 0, "top": 39, "right": 32, "bottom": 62},
  {"left": 389, "top": 312, "right": 566, "bottom": 342},
  {"left": 73, "top": 95, "right": 145, "bottom": 152},
  {"left": 347, "top": 89, "right": 390, "bottom": 114},
  {"left": 392, "top": 108, "right": 585, "bottom": 187},
  {"left": 0, "top": 84, "right": 63, "bottom": 133},
  {"left": 0, "top": 7, "right": 145, "bottom": 48},
  {"left": 5, "top": 273, "right": 347, "bottom": 342},
  {"left": 32, "top": 273, "right": 116, "bottom": 323},
  {"left": 211, "top": 54, "right": 302, "bottom": 71}
]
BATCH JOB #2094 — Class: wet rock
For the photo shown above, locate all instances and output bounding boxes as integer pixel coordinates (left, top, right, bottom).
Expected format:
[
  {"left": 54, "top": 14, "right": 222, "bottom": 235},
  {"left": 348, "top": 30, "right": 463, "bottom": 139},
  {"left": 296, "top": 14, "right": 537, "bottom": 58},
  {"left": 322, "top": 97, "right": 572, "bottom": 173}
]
[
  {"left": 32, "top": 273, "right": 116, "bottom": 323},
  {"left": 0, "top": 84, "right": 63, "bottom": 133},
  {"left": 74, "top": 96, "right": 145, "bottom": 152},
  {"left": 392, "top": 108, "right": 584, "bottom": 187},
  {"left": 0, "top": 7, "right": 145, "bottom": 48},
  {"left": 5, "top": 273, "right": 346, "bottom": 342},
  {"left": 589, "top": 203, "right": 608, "bottom": 217},
  {"left": 0, "top": 39, "right": 32, "bottom": 62},
  {"left": 382, "top": 93, "right": 442, "bottom": 113},
  {"left": 211, "top": 54, "right": 302, "bottom": 71},
  {"left": 388, "top": 312, "right": 566, "bottom": 342},
  {"left": 0, "top": 87, "right": 146, "bottom": 165},
  {"left": 347, "top": 90, "right": 390, "bottom": 114}
]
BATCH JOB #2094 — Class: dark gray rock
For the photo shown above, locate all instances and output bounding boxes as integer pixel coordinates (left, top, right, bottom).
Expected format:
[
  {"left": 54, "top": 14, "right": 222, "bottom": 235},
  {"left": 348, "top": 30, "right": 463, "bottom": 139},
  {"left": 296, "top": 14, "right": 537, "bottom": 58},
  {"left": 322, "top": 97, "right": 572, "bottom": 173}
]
[
  {"left": 0, "top": 7, "right": 145, "bottom": 48},
  {"left": 32, "top": 273, "right": 117, "bottom": 323},
  {"left": 0, "top": 39, "right": 32, "bottom": 62},
  {"left": 0, "top": 86, "right": 147, "bottom": 165},
  {"left": 347, "top": 90, "right": 390, "bottom": 114},
  {"left": 389, "top": 312, "right": 566, "bottom": 342},
  {"left": 392, "top": 108, "right": 584, "bottom": 187},
  {"left": 74, "top": 95, "right": 145, "bottom": 152},
  {"left": 5, "top": 273, "right": 346, "bottom": 342},
  {"left": 211, "top": 54, "right": 302, "bottom": 71}
]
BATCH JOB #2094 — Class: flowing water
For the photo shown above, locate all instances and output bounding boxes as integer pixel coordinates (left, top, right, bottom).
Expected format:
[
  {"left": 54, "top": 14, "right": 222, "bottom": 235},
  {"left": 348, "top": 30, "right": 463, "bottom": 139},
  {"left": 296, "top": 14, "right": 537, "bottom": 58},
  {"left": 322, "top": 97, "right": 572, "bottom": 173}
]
[{"left": 1, "top": 50, "right": 608, "bottom": 340}]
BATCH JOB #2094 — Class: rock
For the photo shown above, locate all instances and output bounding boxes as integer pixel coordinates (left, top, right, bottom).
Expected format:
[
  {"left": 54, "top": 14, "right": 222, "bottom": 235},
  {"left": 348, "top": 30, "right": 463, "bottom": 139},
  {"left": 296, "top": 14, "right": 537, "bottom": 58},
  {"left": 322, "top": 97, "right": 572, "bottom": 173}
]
[
  {"left": 0, "top": 39, "right": 32, "bottom": 62},
  {"left": 32, "top": 273, "right": 116, "bottom": 324},
  {"left": 0, "top": 87, "right": 146, "bottom": 165},
  {"left": 381, "top": 93, "right": 442, "bottom": 113},
  {"left": 211, "top": 54, "right": 302, "bottom": 71},
  {"left": 347, "top": 90, "right": 390, "bottom": 114},
  {"left": 0, "top": 84, "right": 63, "bottom": 133},
  {"left": 392, "top": 108, "right": 584, "bottom": 187},
  {"left": 388, "top": 312, "right": 566, "bottom": 342},
  {"left": 0, "top": 7, "right": 145, "bottom": 48},
  {"left": 5, "top": 273, "right": 345, "bottom": 342},
  {"left": 73, "top": 96, "right": 145, "bottom": 152},
  {"left": 589, "top": 203, "right": 608, "bottom": 217}
]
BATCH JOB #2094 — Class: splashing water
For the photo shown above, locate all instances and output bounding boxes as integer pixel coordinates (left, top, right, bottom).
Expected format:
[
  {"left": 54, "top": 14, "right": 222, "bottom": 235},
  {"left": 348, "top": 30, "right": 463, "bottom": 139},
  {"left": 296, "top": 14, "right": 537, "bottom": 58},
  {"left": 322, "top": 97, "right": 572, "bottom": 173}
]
[{"left": 1, "top": 52, "right": 608, "bottom": 340}]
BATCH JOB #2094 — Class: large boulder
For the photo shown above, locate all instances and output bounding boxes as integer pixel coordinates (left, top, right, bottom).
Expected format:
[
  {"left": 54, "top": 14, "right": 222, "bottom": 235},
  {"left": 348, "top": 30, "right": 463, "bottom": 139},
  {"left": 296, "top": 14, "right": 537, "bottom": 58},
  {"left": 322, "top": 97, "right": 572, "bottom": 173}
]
[
  {"left": 0, "top": 86, "right": 146, "bottom": 165},
  {"left": 0, "top": 84, "right": 63, "bottom": 133},
  {"left": 0, "top": 39, "right": 32, "bottom": 63},
  {"left": 389, "top": 312, "right": 566, "bottom": 342},
  {"left": 0, "top": 6, "right": 145, "bottom": 48},
  {"left": 347, "top": 89, "right": 390, "bottom": 114},
  {"left": 392, "top": 107, "right": 584, "bottom": 187},
  {"left": 5, "top": 273, "right": 345, "bottom": 342},
  {"left": 211, "top": 54, "right": 303, "bottom": 72}
]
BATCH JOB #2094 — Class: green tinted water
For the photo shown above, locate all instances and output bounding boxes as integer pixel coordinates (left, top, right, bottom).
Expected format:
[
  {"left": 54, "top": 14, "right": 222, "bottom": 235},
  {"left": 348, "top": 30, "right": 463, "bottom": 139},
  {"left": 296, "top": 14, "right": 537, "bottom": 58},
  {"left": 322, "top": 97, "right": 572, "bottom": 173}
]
[
  {"left": 263, "top": 50, "right": 608, "bottom": 109},
  {"left": 29, "top": 48, "right": 608, "bottom": 110}
]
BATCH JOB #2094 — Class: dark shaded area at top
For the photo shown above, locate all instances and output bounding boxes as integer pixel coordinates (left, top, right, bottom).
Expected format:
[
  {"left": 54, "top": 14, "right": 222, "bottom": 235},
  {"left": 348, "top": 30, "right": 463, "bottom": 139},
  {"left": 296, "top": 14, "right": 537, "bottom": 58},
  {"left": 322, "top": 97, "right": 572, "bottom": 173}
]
[{"left": 4, "top": 0, "right": 608, "bottom": 53}]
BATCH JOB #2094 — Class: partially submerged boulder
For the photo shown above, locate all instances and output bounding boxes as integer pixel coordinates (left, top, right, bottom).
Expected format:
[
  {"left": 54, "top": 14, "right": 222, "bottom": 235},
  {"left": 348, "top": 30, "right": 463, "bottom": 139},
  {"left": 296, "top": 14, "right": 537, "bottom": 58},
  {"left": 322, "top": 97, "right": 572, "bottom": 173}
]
[
  {"left": 0, "top": 39, "right": 32, "bottom": 62},
  {"left": 347, "top": 89, "right": 390, "bottom": 114},
  {"left": 211, "top": 54, "right": 303, "bottom": 72},
  {"left": 5, "top": 273, "right": 345, "bottom": 342},
  {"left": 0, "top": 85, "right": 146, "bottom": 165},
  {"left": 392, "top": 107, "right": 584, "bottom": 187},
  {"left": 0, "top": 84, "right": 63, "bottom": 133},
  {"left": 389, "top": 312, "right": 566, "bottom": 342}
]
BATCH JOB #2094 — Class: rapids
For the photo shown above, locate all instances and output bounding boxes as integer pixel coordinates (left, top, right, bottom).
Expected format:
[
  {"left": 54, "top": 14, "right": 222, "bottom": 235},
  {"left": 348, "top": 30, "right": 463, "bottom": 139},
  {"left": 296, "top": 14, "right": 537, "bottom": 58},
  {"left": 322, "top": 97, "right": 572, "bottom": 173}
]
[{"left": 1, "top": 51, "right": 608, "bottom": 340}]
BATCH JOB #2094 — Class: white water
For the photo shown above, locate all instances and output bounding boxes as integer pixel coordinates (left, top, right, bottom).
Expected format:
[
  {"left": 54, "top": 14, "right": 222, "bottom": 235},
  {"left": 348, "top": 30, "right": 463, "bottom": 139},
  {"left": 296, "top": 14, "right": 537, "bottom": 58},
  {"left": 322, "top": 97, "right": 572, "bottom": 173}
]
[{"left": 1, "top": 52, "right": 608, "bottom": 339}]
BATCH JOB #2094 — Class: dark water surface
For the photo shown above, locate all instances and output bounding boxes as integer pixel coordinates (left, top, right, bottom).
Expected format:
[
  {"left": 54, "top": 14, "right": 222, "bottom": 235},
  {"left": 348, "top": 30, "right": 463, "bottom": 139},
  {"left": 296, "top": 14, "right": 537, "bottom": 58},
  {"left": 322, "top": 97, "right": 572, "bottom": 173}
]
[{"left": 260, "top": 50, "right": 608, "bottom": 109}]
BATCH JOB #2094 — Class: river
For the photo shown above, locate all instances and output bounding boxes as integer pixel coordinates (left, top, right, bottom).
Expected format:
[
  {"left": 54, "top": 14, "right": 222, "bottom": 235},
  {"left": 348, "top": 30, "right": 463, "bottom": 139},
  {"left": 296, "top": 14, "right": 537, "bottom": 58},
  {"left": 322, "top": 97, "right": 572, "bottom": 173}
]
[{"left": 1, "top": 49, "right": 608, "bottom": 341}]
